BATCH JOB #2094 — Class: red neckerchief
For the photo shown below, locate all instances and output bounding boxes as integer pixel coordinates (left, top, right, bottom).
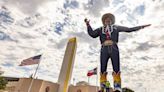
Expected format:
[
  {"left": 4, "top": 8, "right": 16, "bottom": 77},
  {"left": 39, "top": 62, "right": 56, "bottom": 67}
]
[{"left": 105, "top": 26, "right": 111, "bottom": 40}]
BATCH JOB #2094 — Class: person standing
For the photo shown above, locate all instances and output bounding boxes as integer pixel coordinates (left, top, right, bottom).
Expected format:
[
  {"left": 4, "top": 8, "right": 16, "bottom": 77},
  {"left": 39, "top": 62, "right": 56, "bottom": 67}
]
[{"left": 84, "top": 13, "right": 151, "bottom": 92}]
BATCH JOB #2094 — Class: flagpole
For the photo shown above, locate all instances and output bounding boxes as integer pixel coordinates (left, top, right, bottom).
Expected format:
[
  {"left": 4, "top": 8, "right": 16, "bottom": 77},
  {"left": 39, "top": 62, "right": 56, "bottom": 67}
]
[
  {"left": 88, "top": 76, "right": 90, "bottom": 84},
  {"left": 27, "top": 59, "right": 41, "bottom": 92},
  {"left": 73, "top": 78, "right": 75, "bottom": 85},
  {"left": 96, "top": 69, "right": 98, "bottom": 92},
  {"left": 96, "top": 55, "right": 99, "bottom": 92}
]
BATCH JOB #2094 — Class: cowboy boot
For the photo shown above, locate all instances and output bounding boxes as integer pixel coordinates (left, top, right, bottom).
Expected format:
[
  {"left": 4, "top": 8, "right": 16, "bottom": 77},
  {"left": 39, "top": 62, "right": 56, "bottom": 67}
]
[
  {"left": 112, "top": 71, "right": 122, "bottom": 92},
  {"left": 99, "top": 72, "right": 108, "bottom": 92},
  {"left": 105, "top": 81, "right": 111, "bottom": 92}
]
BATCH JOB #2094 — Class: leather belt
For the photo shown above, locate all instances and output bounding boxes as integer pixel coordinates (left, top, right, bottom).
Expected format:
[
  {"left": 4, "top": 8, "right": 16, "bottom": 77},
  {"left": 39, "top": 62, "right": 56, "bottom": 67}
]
[{"left": 102, "top": 40, "right": 114, "bottom": 46}]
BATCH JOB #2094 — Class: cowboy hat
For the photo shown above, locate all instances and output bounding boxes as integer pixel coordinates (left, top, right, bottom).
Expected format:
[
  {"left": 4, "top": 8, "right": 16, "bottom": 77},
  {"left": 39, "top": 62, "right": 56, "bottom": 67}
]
[{"left": 102, "top": 13, "right": 115, "bottom": 25}]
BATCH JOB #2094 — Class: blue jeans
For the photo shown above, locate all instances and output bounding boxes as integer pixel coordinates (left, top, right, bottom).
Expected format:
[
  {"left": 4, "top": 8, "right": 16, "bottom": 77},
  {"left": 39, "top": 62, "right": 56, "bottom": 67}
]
[{"left": 100, "top": 44, "right": 120, "bottom": 73}]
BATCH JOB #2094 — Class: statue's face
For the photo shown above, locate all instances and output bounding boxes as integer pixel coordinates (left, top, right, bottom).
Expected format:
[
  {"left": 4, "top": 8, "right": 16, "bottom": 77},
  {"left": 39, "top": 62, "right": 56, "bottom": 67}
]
[{"left": 104, "top": 17, "right": 112, "bottom": 26}]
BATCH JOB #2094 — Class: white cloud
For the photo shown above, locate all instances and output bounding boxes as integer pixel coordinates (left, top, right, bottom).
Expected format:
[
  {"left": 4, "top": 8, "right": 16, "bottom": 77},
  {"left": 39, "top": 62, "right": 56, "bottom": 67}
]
[
  {"left": 83, "top": 0, "right": 110, "bottom": 17},
  {"left": 1, "top": 0, "right": 55, "bottom": 15}
]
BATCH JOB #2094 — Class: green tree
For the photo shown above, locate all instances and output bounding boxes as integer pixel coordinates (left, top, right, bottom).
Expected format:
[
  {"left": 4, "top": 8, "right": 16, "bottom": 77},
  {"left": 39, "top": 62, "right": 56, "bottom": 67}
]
[{"left": 0, "top": 77, "right": 7, "bottom": 90}]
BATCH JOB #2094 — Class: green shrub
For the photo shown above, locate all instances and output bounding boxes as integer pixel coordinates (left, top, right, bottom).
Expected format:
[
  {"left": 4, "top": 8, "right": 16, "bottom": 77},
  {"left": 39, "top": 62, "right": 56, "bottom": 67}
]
[{"left": 0, "top": 77, "right": 7, "bottom": 90}]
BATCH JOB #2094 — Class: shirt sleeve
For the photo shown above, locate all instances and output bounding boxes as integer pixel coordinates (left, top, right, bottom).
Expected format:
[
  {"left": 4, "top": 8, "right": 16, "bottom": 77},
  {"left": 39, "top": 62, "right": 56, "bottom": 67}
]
[
  {"left": 87, "top": 25, "right": 100, "bottom": 38},
  {"left": 115, "top": 25, "right": 142, "bottom": 32}
]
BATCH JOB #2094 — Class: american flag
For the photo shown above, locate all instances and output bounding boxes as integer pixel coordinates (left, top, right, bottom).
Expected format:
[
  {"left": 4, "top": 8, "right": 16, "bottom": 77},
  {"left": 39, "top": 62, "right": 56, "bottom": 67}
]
[
  {"left": 87, "top": 67, "right": 97, "bottom": 77},
  {"left": 19, "top": 54, "right": 42, "bottom": 66}
]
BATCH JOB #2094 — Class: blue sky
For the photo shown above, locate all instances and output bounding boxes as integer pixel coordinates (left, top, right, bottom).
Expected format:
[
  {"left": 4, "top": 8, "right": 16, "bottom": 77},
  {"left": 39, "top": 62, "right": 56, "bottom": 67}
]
[{"left": 0, "top": 0, "right": 164, "bottom": 92}]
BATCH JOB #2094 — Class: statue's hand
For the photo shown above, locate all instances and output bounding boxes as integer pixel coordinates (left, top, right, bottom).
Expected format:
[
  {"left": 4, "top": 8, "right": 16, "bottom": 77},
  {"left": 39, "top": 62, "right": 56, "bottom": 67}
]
[{"left": 84, "top": 18, "right": 90, "bottom": 26}]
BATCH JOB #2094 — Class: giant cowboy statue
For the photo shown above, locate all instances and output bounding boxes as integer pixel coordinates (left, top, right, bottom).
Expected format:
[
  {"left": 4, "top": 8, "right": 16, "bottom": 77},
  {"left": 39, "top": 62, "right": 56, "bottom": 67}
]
[{"left": 84, "top": 13, "right": 151, "bottom": 92}]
